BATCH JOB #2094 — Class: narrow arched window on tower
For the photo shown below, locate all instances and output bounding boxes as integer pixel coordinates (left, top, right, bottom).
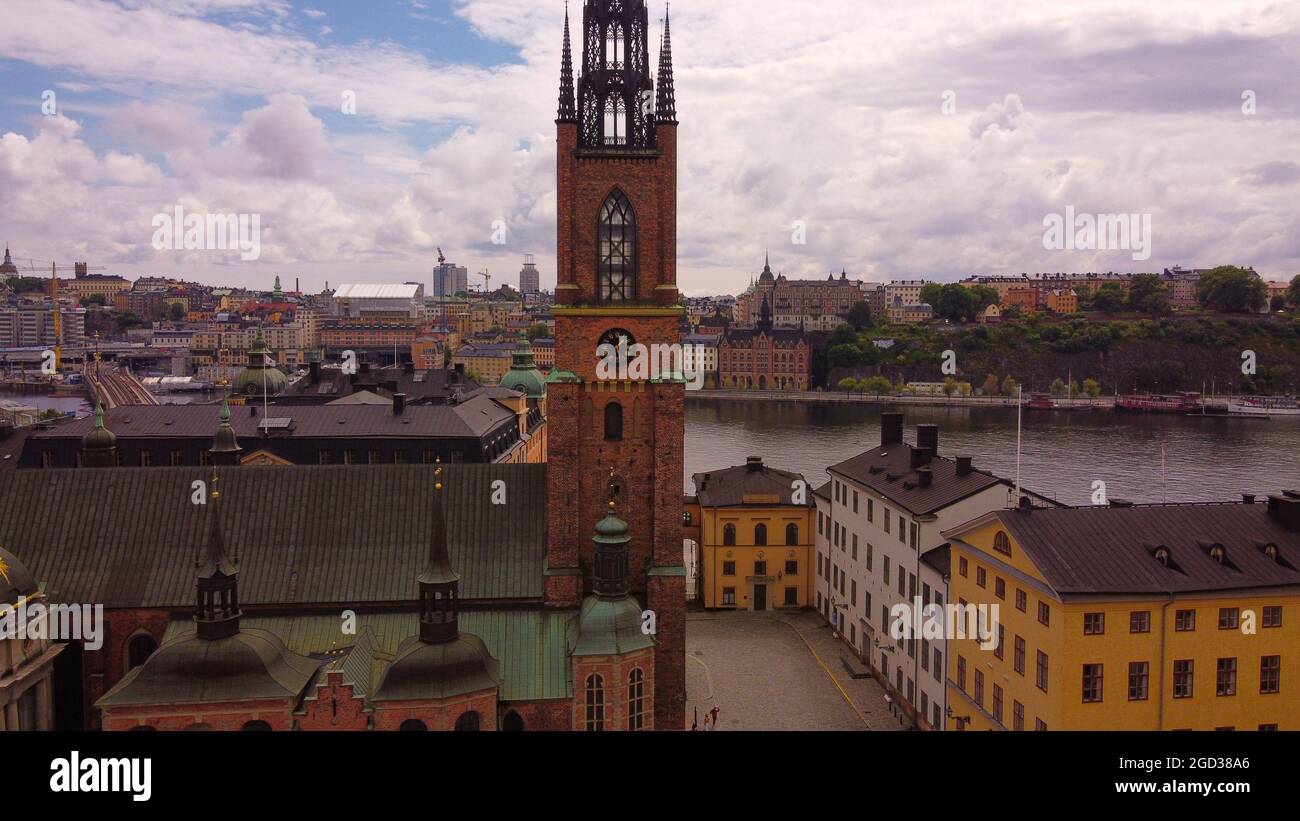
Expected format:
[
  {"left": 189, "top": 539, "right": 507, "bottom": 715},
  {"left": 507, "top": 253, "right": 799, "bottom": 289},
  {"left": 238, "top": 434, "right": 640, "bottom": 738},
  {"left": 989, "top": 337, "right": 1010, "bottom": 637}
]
[
  {"left": 598, "top": 190, "right": 636, "bottom": 302},
  {"left": 585, "top": 674, "right": 605, "bottom": 731},
  {"left": 604, "top": 401, "right": 624, "bottom": 441},
  {"left": 628, "top": 668, "right": 646, "bottom": 731}
]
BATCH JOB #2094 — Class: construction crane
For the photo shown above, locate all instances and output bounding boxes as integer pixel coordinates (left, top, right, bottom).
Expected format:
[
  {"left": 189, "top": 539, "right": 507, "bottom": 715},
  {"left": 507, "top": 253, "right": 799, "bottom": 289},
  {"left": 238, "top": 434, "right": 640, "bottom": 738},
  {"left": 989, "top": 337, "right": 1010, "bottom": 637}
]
[
  {"left": 477, "top": 269, "right": 492, "bottom": 294},
  {"left": 20, "top": 259, "right": 106, "bottom": 373}
]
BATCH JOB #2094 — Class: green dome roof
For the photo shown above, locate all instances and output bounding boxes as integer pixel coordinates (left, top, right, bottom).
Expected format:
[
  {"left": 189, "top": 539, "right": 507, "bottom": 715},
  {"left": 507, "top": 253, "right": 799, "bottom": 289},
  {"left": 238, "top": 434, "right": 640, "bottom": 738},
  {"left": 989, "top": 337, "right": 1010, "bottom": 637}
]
[
  {"left": 573, "top": 595, "right": 655, "bottom": 657},
  {"left": 232, "top": 330, "right": 287, "bottom": 399},
  {"left": 81, "top": 405, "right": 117, "bottom": 451},
  {"left": 499, "top": 335, "right": 546, "bottom": 399}
]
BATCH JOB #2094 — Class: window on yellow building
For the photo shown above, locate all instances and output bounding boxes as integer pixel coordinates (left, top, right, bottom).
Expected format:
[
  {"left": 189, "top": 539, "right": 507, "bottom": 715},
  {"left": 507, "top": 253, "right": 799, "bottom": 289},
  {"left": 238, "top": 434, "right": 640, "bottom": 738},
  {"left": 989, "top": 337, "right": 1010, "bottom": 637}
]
[
  {"left": 993, "top": 530, "right": 1012, "bottom": 556},
  {"left": 786, "top": 523, "right": 799, "bottom": 546},
  {"left": 755, "top": 560, "right": 767, "bottom": 576},
  {"left": 974, "top": 670, "right": 985, "bottom": 707},
  {"left": 1218, "top": 608, "right": 1239, "bottom": 630},
  {"left": 1216, "top": 657, "right": 1237, "bottom": 696},
  {"left": 1016, "top": 589, "right": 1026, "bottom": 612},
  {"left": 1263, "top": 606, "right": 1282, "bottom": 628},
  {"left": 957, "top": 655, "right": 966, "bottom": 691},
  {"left": 1082, "top": 664, "right": 1104, "bottom": 702},
  {"left": 1036, "top": 651, "right": 1049, "bottom": 692},
  {"left": 1128, "top": 661, "right": 1149, "bottom": 701},
  {"left": 1035, "top": 718, "right": 1047, "bottom": 731},
  {"left": 785, "top": 560, "right": 797, "bottom": 574},
  {"left": 755, "top": 524, "right": 768, "bottom": 546},
  {"left": 1014, "top": 636, "right": 1026, "bottom": 675},
  {"left": 1084, "top": 612, "right": 1105, "bottom": 635},
  {"left": 1013, "top": 700, "right": 1024, "bottom": 731},
  {"left": 1260, "top": 656, "right": 1280, "bottom": 694},
  {"left": 722, "top": 561, "right": 736, "bottom": 576},
  {"left": 992, "top": 684, "right": 1004, "bottom": 724},
  {"left": 723, "top": 524, "right": 736, "bottom": 546},
  {"left": 1038, "top": 601, "right": 1051, "bottom": 626},
  {"left": 1175, "top": 609, "right": 1196, "bottom": 631},
  {"left": 958, "top": 556, "right": 967, "bottom": 577},
  {"left": 1129, "top": 611, "right": 1151, "bottom": 633},
  {"left": 784, "top": 587, "right": 797, "bottom": 606},
  {"left": 994, "top": 577, "right": 1005, "bottom": 600},
  {"left": 722, "top": 587, "right": 736, "bottom": 606},
  {"left": 1173, "top": 660, "right": 1194, "bottom": 698}
]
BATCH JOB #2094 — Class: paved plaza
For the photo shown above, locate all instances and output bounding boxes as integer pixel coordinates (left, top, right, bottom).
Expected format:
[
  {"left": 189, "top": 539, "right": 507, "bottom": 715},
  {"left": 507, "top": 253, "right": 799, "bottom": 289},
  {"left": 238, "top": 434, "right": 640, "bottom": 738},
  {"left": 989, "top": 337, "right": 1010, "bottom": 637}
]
[{"left": 684, "top": 609, "right": 910, "bottom": 731}]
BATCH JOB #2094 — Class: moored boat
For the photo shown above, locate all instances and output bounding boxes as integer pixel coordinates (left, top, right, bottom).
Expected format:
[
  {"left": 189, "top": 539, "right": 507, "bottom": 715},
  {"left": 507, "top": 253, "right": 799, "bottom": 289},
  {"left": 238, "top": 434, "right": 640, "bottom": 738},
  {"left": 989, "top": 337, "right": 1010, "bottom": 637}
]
[
  {"left": 1227, "top": 396, "right": 1300, "bottom": 417},
  {"left": 1115, "top": 392, "right": 1202, "bottom": 414}
]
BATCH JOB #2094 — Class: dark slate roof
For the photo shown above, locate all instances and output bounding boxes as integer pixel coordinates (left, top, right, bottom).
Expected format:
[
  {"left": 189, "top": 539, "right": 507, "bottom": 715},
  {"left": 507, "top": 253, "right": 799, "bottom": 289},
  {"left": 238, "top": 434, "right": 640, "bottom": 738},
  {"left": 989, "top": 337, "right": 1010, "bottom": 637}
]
[
  {"left": 278, "top": 366, "right": 482, "bottom": 404},
  {"left": 0, "top": 426, "right": 40, "bottom": 470},
  {"left": 921, "top": 543, "right": 951, "bottom": 576},
  {"left": 720, "top": 326, "right": 807, "bottom": 346},
  {"left": 691, "top": 460, "right": 814, "bottom": 508},
  {"left": 28, "top": 395, "right": 514, "bottom": 442},
  {"left": 372, "top": 633, "right": 500, "bottom": 702},
  {"left": 993, "top": 503, "right": 1300, "bottom": 596},
  {"left": 0, "top": 463, "right": 549, "bottom": 608},
  {"left": 813, "top": 481, "right": 831, "bottom": 501},
  {"left": 828, "top": 444, "right": 1003, "bottom": 516},
  {"left": 96, "top": 628, "right": 323, "bottom": 708}
]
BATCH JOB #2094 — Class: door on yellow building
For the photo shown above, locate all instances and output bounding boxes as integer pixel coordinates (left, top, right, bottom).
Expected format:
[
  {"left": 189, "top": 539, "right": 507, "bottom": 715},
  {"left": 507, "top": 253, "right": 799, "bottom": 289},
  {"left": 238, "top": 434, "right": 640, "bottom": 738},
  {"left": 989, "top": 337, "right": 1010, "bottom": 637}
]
[{"left": 754, "top": 585, "right": 767, "bottom": 611}]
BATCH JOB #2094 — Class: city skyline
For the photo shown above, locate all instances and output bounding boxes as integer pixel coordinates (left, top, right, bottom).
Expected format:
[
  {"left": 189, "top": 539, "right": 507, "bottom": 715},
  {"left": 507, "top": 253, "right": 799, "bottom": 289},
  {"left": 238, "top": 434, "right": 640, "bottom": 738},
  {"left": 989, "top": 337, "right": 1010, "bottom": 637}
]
[{"left": 1, "top": 0, "right": 1298, "bottom": 295}]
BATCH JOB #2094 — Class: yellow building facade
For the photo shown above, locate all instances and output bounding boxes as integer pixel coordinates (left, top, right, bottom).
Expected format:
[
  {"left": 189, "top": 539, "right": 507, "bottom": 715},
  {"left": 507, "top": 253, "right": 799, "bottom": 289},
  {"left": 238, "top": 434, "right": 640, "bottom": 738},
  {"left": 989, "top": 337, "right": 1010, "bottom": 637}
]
[
  {"left": 943, "top": 500, "right": 1300, "bottom": 731},
  {"left": 684, "top": 458, "right": 815, "bottom": 611}
]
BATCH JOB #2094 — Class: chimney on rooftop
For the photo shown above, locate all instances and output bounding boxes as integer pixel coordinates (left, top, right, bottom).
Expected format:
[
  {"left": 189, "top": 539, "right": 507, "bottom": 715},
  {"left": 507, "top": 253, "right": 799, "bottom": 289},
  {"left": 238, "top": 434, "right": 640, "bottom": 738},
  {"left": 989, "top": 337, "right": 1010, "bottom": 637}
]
[
  {"left": 393, "top": 393, "right": 408, "bottom": 416},
  {"left": 881, "top": 412, "right": 904, "bottom": 446},
  {"left": 309, "top": 361, "right": 320, "bottom": 385},
  {"left": 917, "top": 467, "right": 933, "bottom": 488},
  {"left": 956, "top": 456, "right": 973, "bottom": 476},
  {"left": 910, "top": 448, "right": 932, "bottom": 469},
  {"left": 1267, "top": 491, "right": 1300, "bottom": 532},
  {"left": 746, "top": 456, "right": 763, "bottom": 473},
  {"left": 404, "top": 361, "right": 415, "bottom": 375},
  {"left": 916, "top": 424, "right": 938, "bottom": 455}
]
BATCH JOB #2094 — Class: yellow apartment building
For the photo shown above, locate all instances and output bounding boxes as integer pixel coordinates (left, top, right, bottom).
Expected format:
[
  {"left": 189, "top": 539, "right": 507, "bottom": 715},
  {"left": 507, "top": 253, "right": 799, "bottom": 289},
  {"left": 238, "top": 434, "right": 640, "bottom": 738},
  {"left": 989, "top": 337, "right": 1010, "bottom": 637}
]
[
  {"left": 942, "top": 494, "right": 1300, "bottom": 731},
  {"left": 683, "top": 457, "right": 816, "bottom": 611}
]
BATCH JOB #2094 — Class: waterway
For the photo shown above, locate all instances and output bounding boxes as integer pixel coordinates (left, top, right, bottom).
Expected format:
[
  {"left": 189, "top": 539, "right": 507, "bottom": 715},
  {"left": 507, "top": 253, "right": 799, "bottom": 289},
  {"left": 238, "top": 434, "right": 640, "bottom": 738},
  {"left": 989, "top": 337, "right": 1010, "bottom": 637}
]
[{"left": 684, "top": 398, "right": 1300, "bottom": 506}]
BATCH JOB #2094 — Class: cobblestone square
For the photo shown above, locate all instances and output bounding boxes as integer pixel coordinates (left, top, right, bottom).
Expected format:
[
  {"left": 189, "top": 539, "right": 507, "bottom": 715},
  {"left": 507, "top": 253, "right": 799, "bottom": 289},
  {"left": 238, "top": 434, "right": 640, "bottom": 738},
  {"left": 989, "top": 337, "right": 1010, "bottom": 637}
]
[{"left": 684, "top": 609, "right": 909, "bottom": 731}]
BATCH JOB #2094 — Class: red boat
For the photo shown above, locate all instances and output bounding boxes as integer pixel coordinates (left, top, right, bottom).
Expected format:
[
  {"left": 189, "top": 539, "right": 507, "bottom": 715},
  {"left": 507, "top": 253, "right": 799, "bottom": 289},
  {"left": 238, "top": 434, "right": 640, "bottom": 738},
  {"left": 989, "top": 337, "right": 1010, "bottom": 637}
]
[
  {"left": 1114, "top": 392, "right": 1202, "bottom": 414},
  {"left": 1025, "top": 392, "right": 1057, "bottom": 410}
]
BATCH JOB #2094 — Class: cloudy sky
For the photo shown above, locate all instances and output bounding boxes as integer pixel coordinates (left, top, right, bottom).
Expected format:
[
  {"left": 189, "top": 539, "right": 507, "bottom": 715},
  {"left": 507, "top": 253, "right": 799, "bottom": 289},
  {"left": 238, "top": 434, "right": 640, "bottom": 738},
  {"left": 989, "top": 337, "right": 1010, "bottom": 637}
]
[{"left": 1, "top": 0, "right": 1298, "bottom": 296}]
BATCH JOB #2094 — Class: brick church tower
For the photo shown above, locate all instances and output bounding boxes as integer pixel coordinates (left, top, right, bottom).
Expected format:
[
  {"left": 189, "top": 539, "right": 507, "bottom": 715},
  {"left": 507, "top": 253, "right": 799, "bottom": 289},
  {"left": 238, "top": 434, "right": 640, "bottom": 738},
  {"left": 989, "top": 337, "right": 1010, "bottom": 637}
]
[{"left": 547, "top": 0, "right": 685, "bottom": 729}]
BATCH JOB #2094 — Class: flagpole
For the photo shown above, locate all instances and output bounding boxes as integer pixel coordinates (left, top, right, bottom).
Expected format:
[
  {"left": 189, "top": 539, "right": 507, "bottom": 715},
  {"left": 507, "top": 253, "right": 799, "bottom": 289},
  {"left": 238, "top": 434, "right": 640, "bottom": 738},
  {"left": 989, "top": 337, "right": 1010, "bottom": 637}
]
[{"left": 1015, "top": 385, "right": 1023, "bottom": 504}]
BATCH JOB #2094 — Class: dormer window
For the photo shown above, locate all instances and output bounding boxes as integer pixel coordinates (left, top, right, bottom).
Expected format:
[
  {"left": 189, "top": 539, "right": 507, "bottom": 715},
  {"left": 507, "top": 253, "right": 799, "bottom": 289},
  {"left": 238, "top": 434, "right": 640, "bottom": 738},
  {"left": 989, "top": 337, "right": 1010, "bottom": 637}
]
[
  {"left": 1153, "top": 546, "right": 1171, "bottom": 566},
  {"left": 993, "top": 531, "right": 1012, "bottom": 557},
  {"left": 1209, "top": 545, "right": 1226, "bottom": 564}
]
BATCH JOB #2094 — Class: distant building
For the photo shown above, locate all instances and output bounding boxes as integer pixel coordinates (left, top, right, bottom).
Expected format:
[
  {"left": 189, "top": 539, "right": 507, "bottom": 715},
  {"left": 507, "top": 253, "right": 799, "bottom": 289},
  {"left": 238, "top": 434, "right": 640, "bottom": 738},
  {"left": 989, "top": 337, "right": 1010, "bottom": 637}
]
[
  {"left": 433, "top": 260, "right": 469, "bottom": 300},
  {"left": 333, "top": 283, "right": 424, "bottom": 320},
  {"left": 519, "top": 254, "right": 541, "bottom": 295},
  {"left": 1043, "top": 289, "right": 1078, "bottom": 314},
  {"left": 453, "top": 342, "right": 517, "bottom": 384},
  {"left": 0, "top": 247, "right": 18, "bottom": 277},
  {"left": 717, "top": 294, "right": 811, "bottom": 391},
  {"left": 735, "top": 256, "right": 870, "bottom": 328}
]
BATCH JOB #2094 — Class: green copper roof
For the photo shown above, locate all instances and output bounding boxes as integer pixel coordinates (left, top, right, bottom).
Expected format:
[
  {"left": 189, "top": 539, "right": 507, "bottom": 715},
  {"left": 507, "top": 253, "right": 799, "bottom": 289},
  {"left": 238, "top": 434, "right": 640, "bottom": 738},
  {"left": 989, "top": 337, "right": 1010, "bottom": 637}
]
[
  {"left": 572, "top": 595, "right": 655, "bottom": 657},
  {"left": 499, "top": 335, "right": 546, "bottom": 398},
  {"left": 162, "top": 609, "right": 577, "bottom": 701}
]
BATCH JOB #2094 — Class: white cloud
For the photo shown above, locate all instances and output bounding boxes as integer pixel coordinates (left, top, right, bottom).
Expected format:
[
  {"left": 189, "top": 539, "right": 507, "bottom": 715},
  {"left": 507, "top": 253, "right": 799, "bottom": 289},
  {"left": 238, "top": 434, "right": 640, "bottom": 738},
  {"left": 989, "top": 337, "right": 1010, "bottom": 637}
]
[{"left": 0, "top": 0, "right": 1298, "bottom": 293}]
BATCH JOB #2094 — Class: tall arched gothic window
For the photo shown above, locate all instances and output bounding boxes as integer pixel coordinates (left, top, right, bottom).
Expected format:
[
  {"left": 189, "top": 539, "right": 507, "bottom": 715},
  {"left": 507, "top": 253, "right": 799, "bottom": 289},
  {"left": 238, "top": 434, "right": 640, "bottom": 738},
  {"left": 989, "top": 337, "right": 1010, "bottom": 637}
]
[
  {"left": 598, "top": 190, "right": 636, "bottom": 302},
  {"left": 604, "top": 402, "right": 624, "bottom": 441}
]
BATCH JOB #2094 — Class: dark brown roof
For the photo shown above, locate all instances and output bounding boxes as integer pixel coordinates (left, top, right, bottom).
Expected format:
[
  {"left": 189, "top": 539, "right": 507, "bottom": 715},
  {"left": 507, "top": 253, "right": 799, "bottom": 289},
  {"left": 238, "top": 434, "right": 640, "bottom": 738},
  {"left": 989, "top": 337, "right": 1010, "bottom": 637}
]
[
  {"left": 0, "top": 463, "right": 549, "bottom": 608},
  {"left": 96, "top": 629, "right": 322, "bottom": 708},
  {"left": 29, "top": 395, "right": 514, "bottom": 442},
  {"left": 990, "top": 503, "right": 1300, "bottom": 596},
  {"left": 828, "top": 445, "right": 1003, "bottom": 516},
  {"left": 921, "top": 544, "right": 950, "bottom": 576},
  {"left": 278, "top": 366, "right": 481, "bottom": 403},
  {"left": 691, "top": 459, "right": 814, "bottom": 508}
]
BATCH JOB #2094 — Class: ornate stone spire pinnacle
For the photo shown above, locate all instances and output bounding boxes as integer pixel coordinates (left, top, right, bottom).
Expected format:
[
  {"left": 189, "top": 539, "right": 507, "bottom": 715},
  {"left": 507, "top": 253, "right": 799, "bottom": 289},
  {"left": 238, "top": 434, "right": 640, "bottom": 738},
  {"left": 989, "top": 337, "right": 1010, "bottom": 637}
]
[
  {"left": 557, "top": 1, "right": 577, "bottom": 122},
  {"left": 656, "top": 4, "right": 677, "bottom": 124}
]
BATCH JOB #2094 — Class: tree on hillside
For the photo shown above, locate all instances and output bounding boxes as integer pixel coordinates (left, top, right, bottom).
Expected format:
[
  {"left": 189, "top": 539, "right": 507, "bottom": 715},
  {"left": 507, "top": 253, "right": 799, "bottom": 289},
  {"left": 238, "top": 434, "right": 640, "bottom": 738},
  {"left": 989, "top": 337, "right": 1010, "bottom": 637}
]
[
  {"left": 1127, "top": 273, "right": 1171, "bottom": 316},
  {"left": 1049, "top": 377, "right": 1067, "bottom": 397},
  {"left": 1001, "top": 375, "right": 1018, "bottom": 397},
  {"left": 1092, "top": 282, "right": 1126, "bottom": 313},
  {"left": 828, "top": 344, "right": 863, "bottom": 368},
  {"left": 943, "top": 377, "right": 958, "bottom": 397},
  {"left": 829, "top": 324, "right": 858, "bottom": 346},
  {"left": 1083, "top": 378, "right": 1101, "bottom": 399},
  {"left": 1288, "top": 274, "right": 1300, "bottom": 307},
  {"left": 1196, "top": 266, "right": 1267, "bottom": 313},
  {"left": 982, "top": 373, "right": 1000, "bottom": 396},
  {"left": 837, "top": 377, "right": 861, "bottom": 394},
  {"left": 846, "top": 301, "right": 872, "bottom": 330}
]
